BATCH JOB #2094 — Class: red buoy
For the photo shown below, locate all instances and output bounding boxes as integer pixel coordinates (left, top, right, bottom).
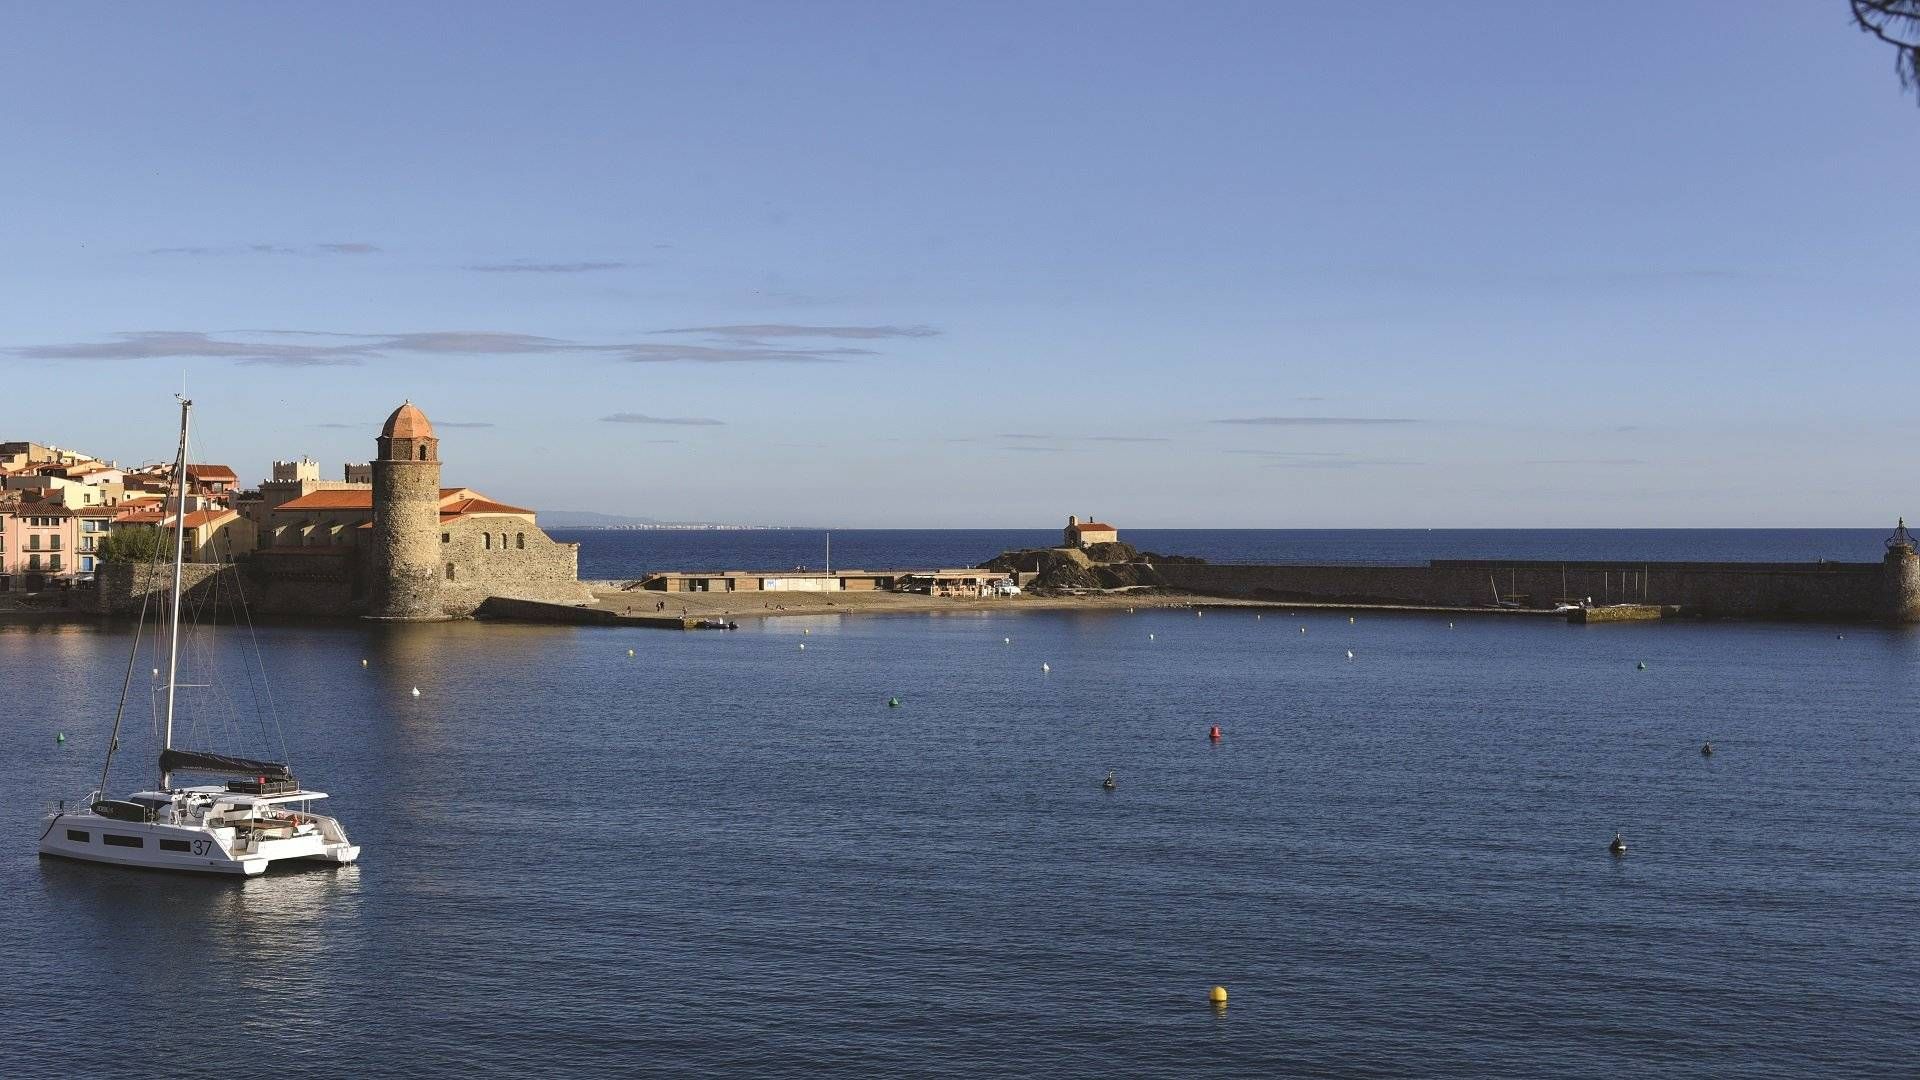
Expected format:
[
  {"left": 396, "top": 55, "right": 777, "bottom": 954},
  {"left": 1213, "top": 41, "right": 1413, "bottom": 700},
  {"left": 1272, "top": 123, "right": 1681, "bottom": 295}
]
[{"left": 1209, "top": 725, "right": 1221, "bottom": 740}]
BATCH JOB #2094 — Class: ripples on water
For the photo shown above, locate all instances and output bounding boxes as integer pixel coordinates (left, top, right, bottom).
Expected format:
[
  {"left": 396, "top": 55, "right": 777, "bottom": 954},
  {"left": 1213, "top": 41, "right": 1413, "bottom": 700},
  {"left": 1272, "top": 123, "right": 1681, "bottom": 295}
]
[{"left": 2, "top": 610, "right": 1916, "bottom": 1077}]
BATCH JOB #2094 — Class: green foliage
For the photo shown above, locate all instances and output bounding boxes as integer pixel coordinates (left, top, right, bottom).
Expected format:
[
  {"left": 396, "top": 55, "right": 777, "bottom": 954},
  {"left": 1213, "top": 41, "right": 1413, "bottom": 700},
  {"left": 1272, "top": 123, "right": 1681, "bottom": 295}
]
[{"left": 97, "top": 525, "right": 164, "bottom": 564}]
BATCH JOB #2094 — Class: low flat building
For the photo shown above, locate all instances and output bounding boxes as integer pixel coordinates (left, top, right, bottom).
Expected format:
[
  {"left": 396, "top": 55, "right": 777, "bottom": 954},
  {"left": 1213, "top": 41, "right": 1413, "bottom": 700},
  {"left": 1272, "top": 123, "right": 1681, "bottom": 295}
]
[{"left": 640, "top": 567, "right": 1008, "bottom": 597}]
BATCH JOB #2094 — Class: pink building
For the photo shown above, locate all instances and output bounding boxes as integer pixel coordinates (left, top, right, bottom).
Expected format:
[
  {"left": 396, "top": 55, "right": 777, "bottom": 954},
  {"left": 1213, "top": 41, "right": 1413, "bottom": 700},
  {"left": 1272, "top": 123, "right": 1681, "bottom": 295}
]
[{"left": 0, "top": 495, "right": 79, "bottom": 590}]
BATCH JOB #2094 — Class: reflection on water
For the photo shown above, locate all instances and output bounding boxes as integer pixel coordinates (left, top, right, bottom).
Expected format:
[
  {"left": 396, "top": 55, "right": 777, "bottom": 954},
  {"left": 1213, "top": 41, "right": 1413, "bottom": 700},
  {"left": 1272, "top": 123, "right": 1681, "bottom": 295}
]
[{"left": 3, "top": 613, "right": 1918, "bottom": 1077}]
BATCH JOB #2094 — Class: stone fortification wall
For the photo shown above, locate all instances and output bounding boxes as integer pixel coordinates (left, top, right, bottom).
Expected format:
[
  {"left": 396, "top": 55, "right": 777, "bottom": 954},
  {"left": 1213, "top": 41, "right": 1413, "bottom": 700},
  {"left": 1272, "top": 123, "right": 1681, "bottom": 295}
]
[
  {"left": 246, "top": 550, "right": 359, "bottom": 616},
  {"left": 1157, "top": 559, "right": 1892, "bottom": 620},
  {"left": 97, "top": 555, "right": 357, "bottom": 617},
  {"left": 96, "top": 561, "right": 239, "bottom": 615},
  {"left": 437, "top": 517, "right": 592, "bottom": 616}
]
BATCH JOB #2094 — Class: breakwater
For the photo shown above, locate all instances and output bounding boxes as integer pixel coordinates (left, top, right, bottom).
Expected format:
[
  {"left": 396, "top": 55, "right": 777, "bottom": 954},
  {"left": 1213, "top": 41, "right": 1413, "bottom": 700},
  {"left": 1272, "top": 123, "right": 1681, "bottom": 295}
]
[{"left": 1158, "top": 545, "right": 1920, "bottom": 622}]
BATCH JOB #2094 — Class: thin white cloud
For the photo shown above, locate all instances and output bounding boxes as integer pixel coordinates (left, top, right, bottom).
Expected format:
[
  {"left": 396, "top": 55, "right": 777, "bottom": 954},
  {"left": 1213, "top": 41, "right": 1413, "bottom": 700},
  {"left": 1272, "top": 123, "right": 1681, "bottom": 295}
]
[
  {"left": 600, "top": 413, "right": 725, "bottom": 426},
  {"left": 652, "top": 324, "right": 938, "bottom": 339},
  {"left": 468, "top": 261, "right": 631, "bottom": 273},
  {"left": 1213, "top": 416, "right": 1420, "bottom": 426}
]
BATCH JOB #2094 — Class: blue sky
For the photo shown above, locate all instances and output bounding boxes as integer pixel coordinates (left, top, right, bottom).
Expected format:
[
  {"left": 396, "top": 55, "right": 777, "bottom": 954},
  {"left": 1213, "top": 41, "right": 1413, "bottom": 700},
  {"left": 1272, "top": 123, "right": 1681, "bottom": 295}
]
[{"left": 3, "top": 2, "right": 1916, "bottom": 527}]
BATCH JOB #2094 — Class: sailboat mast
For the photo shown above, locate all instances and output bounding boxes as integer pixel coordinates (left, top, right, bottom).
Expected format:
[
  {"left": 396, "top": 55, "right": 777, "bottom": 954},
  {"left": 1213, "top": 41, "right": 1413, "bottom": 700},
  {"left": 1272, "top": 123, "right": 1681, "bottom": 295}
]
[{"left": 160, "top": 396, "right": 192, "bottom": 789}]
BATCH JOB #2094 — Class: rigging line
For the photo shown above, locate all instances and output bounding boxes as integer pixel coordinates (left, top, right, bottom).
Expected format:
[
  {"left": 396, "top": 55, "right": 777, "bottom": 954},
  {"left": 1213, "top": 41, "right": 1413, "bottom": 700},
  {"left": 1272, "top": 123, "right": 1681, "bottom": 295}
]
[
  {"left": 201, "top": 540, "right": 248, "bottom": 757},
  {"left": 222, "top": 530, "right": 288, "bottom": 765},
  {"left": 98, "top": 551, "right": 161, "bottom": 797}
]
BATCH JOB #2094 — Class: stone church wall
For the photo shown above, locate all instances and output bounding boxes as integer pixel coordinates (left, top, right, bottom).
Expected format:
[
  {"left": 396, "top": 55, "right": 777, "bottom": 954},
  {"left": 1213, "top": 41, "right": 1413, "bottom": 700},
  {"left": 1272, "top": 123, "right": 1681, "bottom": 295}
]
[{"left": 436, "top": 516, "right": 591, "bottom": 615}]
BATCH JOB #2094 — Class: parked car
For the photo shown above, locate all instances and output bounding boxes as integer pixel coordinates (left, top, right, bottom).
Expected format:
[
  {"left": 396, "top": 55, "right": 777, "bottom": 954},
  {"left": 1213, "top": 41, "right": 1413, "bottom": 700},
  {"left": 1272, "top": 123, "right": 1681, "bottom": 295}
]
[{"left": 988, "top": 580, "right": 1021, "bottom": 596}]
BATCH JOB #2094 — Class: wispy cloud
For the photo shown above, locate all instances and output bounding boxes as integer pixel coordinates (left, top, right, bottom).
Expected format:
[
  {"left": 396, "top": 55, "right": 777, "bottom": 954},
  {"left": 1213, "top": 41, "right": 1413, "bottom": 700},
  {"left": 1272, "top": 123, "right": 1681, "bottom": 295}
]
[
  {"left": 1084, "top": 435, "right": 1171, "bottom": 443},
  {"left": 437, "top": 422, "right": 496, "bottom": 429},
  {"left": 1003, "top": 446, "right": 1072, "bottom": 454},
  {"left": 8, "top": 325, "right": 907, "bottom": 367},
  {"left": 600, "top": 413, "right": 725, "bottom": 426},
  {"left": 13, "top": 331, "right": 375, "bottom": 366},
  {"left": 1213, "top": 416, "right": 1419, "bottom": 426},
  {"left": 1226, "top": 449, "right": 1417, "bottom": 468},
  {"left": 653, "top": 324, "right": 938, "bottom": 340},
  {"left": 468, "top": 261, "right": 631, "bottom": 273},
  {"left": 239, "top": 356, "right": 364, "bottom": 368},
  {"left": 999, "top": 433, "right": 1053, "bottom": 440},
  {"left": 614, "top": 343, "right": 873, "bottom": 364},
  {"left": 149, "top": 242, "right": 381, "bottom": 256},
  {"left": 1522, "top": 458, "right": 1643, "bottom": 466}
]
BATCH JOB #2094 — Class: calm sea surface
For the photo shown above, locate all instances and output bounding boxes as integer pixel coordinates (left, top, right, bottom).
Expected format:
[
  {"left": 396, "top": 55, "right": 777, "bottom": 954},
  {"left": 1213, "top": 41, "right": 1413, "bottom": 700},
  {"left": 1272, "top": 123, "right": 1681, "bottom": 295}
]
[
  {"left": 556, "top": 528, "right": 1894, "bottom": 580},
  {"left": 2, "top": 597, "right": 1916, "bottom": 1076}
]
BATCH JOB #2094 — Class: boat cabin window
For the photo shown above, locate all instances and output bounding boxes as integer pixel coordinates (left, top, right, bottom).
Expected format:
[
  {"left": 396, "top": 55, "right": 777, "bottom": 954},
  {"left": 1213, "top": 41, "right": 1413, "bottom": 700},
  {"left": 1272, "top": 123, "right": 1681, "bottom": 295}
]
[
  {"left": 159, "top": 839, "right": 191, "bottom": 852},
  {"left": 66, "top": 830, "right": 89, "bottom": 842},
  {"left": 103, "top": 834, "right": 143, "bottom": 848}
]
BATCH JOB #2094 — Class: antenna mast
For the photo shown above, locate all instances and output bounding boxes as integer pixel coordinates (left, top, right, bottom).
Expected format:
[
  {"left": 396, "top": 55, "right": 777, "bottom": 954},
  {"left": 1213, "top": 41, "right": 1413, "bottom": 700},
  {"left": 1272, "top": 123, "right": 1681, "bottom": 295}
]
[{"left": 160, "top": 396, "right": 192, "bottom": 789}]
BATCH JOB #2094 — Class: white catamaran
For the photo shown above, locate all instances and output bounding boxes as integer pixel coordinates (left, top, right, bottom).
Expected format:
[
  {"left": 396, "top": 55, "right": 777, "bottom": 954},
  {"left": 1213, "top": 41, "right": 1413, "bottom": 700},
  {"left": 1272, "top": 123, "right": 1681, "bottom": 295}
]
[{"left": 38, "top": 397, "right": 360, "bottom": 876}]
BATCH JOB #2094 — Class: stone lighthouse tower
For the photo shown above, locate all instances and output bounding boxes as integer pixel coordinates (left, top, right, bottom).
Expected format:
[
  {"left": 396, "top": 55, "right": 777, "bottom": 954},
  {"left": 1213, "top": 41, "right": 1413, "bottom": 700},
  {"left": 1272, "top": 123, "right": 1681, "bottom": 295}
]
[{"left": 369, "top": 400, "right": 443, "bottom": 619}]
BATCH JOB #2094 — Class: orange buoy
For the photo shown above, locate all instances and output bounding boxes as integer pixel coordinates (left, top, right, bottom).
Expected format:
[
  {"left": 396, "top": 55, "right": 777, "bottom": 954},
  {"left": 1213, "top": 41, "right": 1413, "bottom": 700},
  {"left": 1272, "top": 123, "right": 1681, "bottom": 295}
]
[{"left": 1209, "top": 725, "right": 1221, "bottom": 740}]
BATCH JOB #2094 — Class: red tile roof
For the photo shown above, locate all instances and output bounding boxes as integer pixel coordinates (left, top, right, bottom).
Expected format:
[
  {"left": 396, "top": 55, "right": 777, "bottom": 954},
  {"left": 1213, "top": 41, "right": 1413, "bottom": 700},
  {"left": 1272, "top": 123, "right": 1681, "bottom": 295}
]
[
  {"left": 276, "top": 489, "right": 374, "bottom": 511},
  {"left": 1071, "top": 522, "right": 1118, "bottom": 532},
  {"left": 187, "top": 464, "right": 239, "bottom": 482},
  {"left": 381, "top": 401, "right": 435, "bottom": 439},
  {"left": 173, "top": 508, "right": 235, "bottom": 530},
  {"left": 440, "top": 497, "right": 534, "bottom": 520}
]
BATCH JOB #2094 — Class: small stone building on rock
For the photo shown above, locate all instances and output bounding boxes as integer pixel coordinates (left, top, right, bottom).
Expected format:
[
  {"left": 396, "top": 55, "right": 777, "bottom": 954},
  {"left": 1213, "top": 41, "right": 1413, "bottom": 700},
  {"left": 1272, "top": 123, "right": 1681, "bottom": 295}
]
[{"left": 1064, "top": 514, "right": 1119, "bottom": 548}]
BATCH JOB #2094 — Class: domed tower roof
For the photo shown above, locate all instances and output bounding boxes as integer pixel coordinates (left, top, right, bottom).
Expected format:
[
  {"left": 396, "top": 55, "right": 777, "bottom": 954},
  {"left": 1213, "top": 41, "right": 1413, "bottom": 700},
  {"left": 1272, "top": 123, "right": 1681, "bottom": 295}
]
[{"left": 381, "top": 401, "right": 435, "bottom": 440}]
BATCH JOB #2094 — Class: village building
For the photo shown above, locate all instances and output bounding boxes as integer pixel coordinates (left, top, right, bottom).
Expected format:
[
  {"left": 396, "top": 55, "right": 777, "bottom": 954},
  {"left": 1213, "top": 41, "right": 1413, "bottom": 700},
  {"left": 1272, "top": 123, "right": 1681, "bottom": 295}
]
[{"left": 1063, "top": 514, "right": 1119, "bottom": 547}]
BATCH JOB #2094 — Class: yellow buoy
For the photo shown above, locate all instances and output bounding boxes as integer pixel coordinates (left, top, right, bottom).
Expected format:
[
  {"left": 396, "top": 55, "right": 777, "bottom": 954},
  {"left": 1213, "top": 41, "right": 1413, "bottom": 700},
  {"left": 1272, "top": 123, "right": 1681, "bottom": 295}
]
[{"left": 1209, "top": 985, "right": 1228, "bottom": 1006}]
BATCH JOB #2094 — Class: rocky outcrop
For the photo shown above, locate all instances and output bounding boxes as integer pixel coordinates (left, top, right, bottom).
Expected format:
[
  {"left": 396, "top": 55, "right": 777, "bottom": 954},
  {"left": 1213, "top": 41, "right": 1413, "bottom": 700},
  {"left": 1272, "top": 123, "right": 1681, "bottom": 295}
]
[{"left": 979, "top": 542, "right": 1204, "bottom": 593}]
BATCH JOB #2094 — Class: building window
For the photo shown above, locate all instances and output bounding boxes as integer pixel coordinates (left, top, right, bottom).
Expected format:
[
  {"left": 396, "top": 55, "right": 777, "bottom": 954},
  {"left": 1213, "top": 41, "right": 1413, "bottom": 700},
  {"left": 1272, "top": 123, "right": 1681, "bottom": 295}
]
[
  {"left": 484, "top": 533, "right": 491, "bottom": 550},
  {"left": 418, "top": 445, "right": 428, "bottom": 461},
  {"left": 159, "top": 839, "right": 191, "bottom": 852},
  {"left": 442, "top": 532, "right": 450, "bottom": 544},
  {"left": 499, "top": 533, "right": 507, "bottom": 551},
  {"left": 103, "top": 834, "right": 143, "bottom": 848},
  {"left": 446, "top": 563, "right": 456, "bottom": 581},
  {"left": 516, "top": 533, "right": 525, "bottom": 550},
  {"left": 66, "top": 829, "right": 89, "bottom": 842},
  {"left": 82, "top": 557, "right": 95, "bottom": 572}
]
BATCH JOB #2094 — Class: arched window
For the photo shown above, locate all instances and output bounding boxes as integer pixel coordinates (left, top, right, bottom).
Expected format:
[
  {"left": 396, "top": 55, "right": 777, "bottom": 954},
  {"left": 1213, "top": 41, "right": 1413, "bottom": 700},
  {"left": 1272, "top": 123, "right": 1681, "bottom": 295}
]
[
  {"left": 484, "top": 533, "right": 492, "bottom": 550},
  {"left": 418, "top": 445, "right": 428, "bottom": 461},
  {"left": 516, "top": 532, "right": 525, "bottom": 550},
  {"left": 446, "top": 563, "right": 455, "bottom": 581},
  {"left": 499, "top": 533, "right": 508, "bottom": 551}
]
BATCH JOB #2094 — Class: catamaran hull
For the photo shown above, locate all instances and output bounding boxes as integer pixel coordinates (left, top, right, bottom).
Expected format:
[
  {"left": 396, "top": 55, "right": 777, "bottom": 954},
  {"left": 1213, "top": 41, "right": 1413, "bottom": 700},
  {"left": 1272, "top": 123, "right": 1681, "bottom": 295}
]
[{"left": 37, "top": 814, "right": 359, "bottom": 876}]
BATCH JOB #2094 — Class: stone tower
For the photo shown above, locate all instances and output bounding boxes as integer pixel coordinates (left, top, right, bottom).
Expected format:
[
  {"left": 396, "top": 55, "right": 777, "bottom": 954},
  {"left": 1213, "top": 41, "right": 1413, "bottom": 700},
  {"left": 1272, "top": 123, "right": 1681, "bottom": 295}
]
[
  {"left": 369, "top": 401, "right": 443, "bottom": 619},
  {"left": 1881, "top": 518, "right": 1920, "bottom": 623}
]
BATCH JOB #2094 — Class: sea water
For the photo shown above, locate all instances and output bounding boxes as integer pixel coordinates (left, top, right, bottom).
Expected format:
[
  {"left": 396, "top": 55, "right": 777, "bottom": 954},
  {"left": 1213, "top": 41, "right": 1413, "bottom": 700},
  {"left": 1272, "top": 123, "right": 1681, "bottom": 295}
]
[
  {"left": 558, "top": 528, "right": 1892, "bottom": 581},
  {"left": 2, "top": 605, "right": 1915, "bottom": 1077}
]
